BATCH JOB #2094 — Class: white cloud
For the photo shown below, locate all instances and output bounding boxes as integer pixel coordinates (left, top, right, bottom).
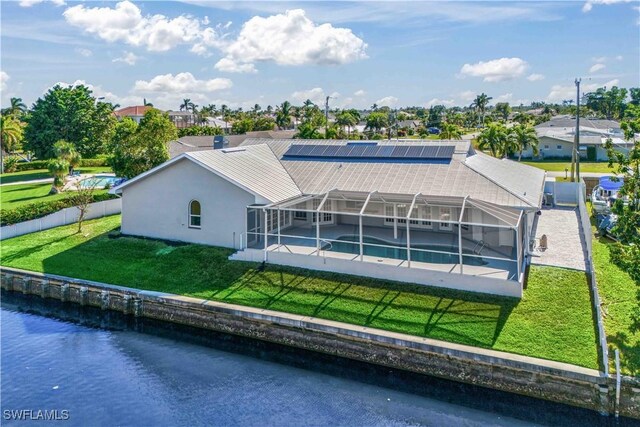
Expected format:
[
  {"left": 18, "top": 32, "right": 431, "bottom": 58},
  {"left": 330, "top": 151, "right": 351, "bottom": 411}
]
[
  {"left": 63, "top": 1, "right": 225, "bottom": 54},
  {"left": 583, "top": 0, "right": 633, "bottom": 13},
  {"left": 75, "top": 47, "right": 92, "bottom": 57},
  {"left": 113, "top": 51, "right": 140, "bottom": 66},
  {"left": 1, "top": 71, "right": 9, "bottom": 92},
  {"left": 615, "top": 55, "right": 624, "bottom": 60},
  {"left": 424, "top": 98, "right": 454, "bottom": 108},
  {"left": 459, "top": 57, "right": 529, "bottom": 82},
  {"left": 589, "top": 63, "right": 606, "bottom": 73},
  {"left": 457, "top": 90, "right": 477, "bottom": 103},
  {"left": 214, "top": 57, "right": 257, "bottom": 74},
  {"left": 546, "top": 79, "right": 619, "bottom": 102},
  {"left": 375, "top": 96, "right": 398, "bottom": 107},
  {"left": 354, "top": 89, "right": 366, "bottom": 97},
  {"left": 494, "top": 93, "right": 513, "bottom": 103},
  {"left": 527, "top": 73, "right": 545, "bottom": 81},
  {"left": 19, "top": 0, "right": 65, "bottom": 7},
  {"left": 215, "top": 9, "right": 367, "bottom": 73},
  {"left": 133, "top": 72, "right": 232, "bottom": 93}
]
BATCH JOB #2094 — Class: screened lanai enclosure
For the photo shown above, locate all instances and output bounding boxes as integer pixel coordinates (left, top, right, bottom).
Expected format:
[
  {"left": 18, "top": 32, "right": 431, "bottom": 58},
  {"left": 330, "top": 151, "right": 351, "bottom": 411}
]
[{"left": 245, "top": 190, "right": 528, "bottom": 282}]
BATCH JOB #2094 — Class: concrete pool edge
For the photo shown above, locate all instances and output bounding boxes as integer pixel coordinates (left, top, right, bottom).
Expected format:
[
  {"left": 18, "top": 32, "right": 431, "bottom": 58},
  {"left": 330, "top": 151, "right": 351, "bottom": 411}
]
[{"left": 1, "top": 266, "right": 638, "bottom": 419}]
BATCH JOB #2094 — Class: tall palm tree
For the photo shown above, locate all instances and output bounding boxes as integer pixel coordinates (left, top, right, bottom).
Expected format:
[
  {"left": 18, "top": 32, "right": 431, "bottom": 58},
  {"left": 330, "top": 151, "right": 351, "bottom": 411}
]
[
  {"left": 275, "top": 101, "right": 292, "bottom": 130},
  {"left": 303, "top": 99, "right": 315, "bottom": 111},
  {"left": 252, "top": 104, "right": 261, "bottom": 116},
  {"left": 180, "top": 98, "right": 195, "bottom": 112},
  {"left": 471, "top": 93, "right": 492, "bottom": 128},
  {"left": 439, "top": 122, "right": 462, "bottom": 140},
  {"left": 143, "top": 98, "right": 153, "bottom": 107},
  {"left": 509, "top": 123, "right": 539, "bottom": 161},
  {"left": 477, "top": 122, "right": 509, "bottom": 158},
  {"left": 2, "top": 97, "right": 27, "bottom": 117},
  {"left": 512, "top": 111, "right": 533, "bottom": 125}
]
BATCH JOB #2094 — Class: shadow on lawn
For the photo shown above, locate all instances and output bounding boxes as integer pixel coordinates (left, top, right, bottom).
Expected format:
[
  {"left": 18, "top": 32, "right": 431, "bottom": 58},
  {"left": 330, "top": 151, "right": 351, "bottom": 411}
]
[{"left": 35, "top": 229, "right": 518, "bottom": 349}]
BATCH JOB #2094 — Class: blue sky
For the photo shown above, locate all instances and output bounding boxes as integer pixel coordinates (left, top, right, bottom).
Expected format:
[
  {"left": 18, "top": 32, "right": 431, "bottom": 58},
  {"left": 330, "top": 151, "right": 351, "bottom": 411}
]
[{"left": 1, "top": 0, "right": 639, "bottom": 111}]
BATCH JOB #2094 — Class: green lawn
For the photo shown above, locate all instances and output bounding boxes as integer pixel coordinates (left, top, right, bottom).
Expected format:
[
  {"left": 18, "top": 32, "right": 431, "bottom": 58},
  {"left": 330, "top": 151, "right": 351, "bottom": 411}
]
[
  {"left": 0, "top": 215, "right": 599, "bottom": 369},
  {"left": 522, "top": 161, "right": 614, "bottom": 173},
  {"left": 591, "top": 227, "right": 639, "bottom": 376},
  {"left": 0, "top": 167, "right": 112, "bottom": 185},
  {"left": 1, "top": 182, "right": 108, "bottom": 210}
]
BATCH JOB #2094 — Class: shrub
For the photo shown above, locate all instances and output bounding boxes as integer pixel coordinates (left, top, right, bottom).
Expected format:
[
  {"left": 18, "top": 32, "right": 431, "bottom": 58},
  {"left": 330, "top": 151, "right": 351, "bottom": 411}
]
[
  {"left": 14, "top": 160, "right": 49, "bottom": 171},
  {"left": 12, "top": 158, "right": 107, "bottom": 172},
  {"left": 609, "top": 243, "right": 640, "bottom": 284},
  {"left": 0, "top": 193, "right": 117, "bottom": 226},
  {"left": 3, "top": 156, "right": 19, "bottom": 173},
  {"left": 79, "top": 158, "right": 108, "bottom": 167}
]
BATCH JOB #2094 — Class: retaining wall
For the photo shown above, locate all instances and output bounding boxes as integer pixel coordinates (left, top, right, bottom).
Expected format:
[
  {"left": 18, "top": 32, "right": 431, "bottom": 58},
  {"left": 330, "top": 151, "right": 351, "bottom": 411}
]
[
  {"left": 1, "top": 267, "right": 638, "bottom": 419},
  {"left": 0, "top": 198, "right": 121, "bottom": 240}
]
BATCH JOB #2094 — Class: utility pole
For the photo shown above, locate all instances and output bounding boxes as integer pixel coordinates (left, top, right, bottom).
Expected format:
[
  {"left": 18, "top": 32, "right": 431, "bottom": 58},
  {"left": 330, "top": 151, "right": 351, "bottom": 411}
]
[
  {"left": 575, "top": 78, "right": 581, "bottom": 183},
  {"left": 325, "top": 96, "right": 331, "bottom": 138}
]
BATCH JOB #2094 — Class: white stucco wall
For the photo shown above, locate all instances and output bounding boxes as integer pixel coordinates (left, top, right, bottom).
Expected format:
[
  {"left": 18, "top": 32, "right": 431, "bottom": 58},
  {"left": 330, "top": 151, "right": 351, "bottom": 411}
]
[{"left": 121, "top": 158, "right": 255, "bottom": 248}]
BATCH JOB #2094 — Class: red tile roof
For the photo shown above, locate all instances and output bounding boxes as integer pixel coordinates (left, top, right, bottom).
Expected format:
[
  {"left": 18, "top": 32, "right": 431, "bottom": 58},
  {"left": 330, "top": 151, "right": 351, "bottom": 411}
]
[{"left": 114, "top": 106, "right": 152, "bottom": 117}]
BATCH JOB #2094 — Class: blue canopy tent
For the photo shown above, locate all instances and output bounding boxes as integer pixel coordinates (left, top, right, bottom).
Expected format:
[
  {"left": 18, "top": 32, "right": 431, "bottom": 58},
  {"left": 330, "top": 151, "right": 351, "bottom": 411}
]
[{"left": 599, "top": 176, "right": 623, "bottom": 192}]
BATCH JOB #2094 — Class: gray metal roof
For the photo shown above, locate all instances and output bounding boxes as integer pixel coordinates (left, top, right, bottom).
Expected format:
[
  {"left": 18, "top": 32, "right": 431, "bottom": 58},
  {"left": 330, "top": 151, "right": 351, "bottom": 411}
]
[
  {"left": 187, "top": 146, "right": 302, "bottom": 203},
  {"left": 535, "top": 116, "right": 620, "bottom": 130},
  {"left": 241, "top": 139, "right": 545, "bottom": 209}
]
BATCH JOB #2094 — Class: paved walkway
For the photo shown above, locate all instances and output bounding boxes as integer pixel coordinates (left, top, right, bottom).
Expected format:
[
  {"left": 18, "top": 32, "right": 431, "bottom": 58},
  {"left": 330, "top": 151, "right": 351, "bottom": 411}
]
[{"left": 530, "top": 207, "right": 588, "bottom": 271}]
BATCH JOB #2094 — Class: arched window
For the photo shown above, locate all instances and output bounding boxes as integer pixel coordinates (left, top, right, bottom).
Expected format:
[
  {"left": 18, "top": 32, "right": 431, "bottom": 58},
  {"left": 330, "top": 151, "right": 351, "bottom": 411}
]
[{"left": 189, "top": 200, "right": 201, "bottom": 228}]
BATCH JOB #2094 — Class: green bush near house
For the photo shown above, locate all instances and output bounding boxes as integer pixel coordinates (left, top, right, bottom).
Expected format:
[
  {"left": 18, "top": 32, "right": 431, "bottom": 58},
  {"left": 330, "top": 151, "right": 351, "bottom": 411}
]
[{"left": 0, "top": 215, "right": 599, "bottom": 370}]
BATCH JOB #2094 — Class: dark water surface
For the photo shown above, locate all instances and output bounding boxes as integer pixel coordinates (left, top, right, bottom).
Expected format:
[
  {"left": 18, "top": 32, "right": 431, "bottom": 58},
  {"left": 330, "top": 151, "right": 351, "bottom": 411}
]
[{"left": 1, "top": 291, "right": 638, "bottom": 427}]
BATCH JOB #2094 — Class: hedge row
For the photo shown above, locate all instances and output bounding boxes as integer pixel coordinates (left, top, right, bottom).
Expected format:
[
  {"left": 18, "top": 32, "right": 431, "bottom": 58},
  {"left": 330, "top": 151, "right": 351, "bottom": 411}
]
[
  {"left": 14, "top": 158, "right": 108, "bottom": 172},
  {"left": 1, "top": 193, "right": 117, "bottom": 226}
]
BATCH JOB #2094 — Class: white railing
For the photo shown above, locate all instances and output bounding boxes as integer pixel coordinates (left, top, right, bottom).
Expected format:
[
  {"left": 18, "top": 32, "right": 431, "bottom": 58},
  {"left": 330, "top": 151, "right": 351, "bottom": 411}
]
[{"left": 1, "top": 198, "right": 121, "bottom": 241}]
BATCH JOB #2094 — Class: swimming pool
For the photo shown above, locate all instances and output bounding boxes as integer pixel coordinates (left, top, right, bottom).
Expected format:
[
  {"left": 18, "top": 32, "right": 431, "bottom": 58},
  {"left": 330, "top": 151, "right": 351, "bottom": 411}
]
[
  {"left": 79, "top": 175, "right": 123, "bottom": 189},
  {"left": 326, "top": 235, "right": 487, "bottom": 266}
]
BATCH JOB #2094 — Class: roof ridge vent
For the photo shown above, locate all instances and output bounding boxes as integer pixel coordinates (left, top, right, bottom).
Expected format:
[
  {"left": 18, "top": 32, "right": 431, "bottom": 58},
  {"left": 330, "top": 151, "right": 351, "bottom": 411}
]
[{"left": 221, "top": 148, "right": 246, "bottom": 153}]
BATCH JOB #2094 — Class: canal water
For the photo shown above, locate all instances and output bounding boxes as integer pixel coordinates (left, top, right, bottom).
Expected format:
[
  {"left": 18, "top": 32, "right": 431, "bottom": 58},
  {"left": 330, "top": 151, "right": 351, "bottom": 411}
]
[{"left": 1, "top": 292, "right": 637, "bottom": 427}]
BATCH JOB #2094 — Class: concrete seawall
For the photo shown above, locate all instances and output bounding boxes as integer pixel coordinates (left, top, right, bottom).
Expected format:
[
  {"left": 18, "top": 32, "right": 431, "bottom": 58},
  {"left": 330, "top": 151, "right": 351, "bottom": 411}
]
[{"left": 1, "top": 267, "right": 638, "bottom": 419}]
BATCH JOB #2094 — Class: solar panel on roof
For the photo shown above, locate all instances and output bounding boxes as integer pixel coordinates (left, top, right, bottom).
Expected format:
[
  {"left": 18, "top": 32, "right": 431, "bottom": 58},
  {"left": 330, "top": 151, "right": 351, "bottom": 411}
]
[
  {"left": 391, "top": 146, "right": 410, "bottom": 157},
  {"left": 405, "top": 146, "right": 424, "bottom": 158},
  {"left": 282, "top": 143, "right": 455, "bottom": 162}
]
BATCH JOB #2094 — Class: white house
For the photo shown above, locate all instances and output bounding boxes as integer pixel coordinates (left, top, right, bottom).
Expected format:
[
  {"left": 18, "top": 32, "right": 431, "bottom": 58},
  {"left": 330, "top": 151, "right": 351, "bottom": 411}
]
[
  {"left": 520, "top": 116, "right": 632, "bottom": 160},
  {"left": 113, "top": 139, "right": 546, "bottom": 298}
]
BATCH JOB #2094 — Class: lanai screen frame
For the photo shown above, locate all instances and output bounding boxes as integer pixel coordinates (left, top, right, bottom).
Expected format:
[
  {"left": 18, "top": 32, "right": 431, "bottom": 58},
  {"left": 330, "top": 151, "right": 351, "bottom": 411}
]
[{"left": 247, "top": 190, "right": 526, "bottom": 280}]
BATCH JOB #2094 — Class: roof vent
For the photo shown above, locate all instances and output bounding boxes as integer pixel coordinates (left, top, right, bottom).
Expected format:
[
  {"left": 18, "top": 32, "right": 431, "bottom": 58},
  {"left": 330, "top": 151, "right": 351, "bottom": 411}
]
[{"left": 221, "top": 148, "right": 246, "bottom": 153}]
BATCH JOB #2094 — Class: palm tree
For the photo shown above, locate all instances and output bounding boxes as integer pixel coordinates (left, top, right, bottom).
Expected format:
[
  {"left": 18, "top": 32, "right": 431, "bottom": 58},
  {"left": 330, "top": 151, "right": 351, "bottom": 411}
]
[
  {"left": 266, "top": 105, "right": 274, "bottom": 115},
  {"left": 53, "top": 140, "right": 81, "bottom": 174},
  {"left": 143, "top": 98, "right": 153, "bottom": 107},
  {"left": 47, "top": 158, "right": 68, "bottom": 190},
  {"left": 0, "top": 115, "right": 23, "bottom": 173},
  {"left": 365, "top": 112, "right": 388, "bottom": 135},
  {"left": 477, "top": 122, "right": 509, "bottom": 158},
  {"left": 509, "top": 123, "right": 539, "bottom": 161},
  {"left": 439, "top": 122, "right": 462, "bottom": 140},
  {"left": 471, "top": 93, "right": 492, "bottom": 128},
  {"left": 252, "top": 104, "right": 261, "bottom": 116},
  {"left": 2, "top": 97, "right": 27, "bottom": 117},
  {"left": 370, "top": 103, "right": 378, "bottom": 112},
  {"left": 303, "top": 99, "right": 315, "bottom": 111},
  {"left": 275, "top": 101, "right": 292, "bottom": 130},
  {"left": 180, "top": 98, "right": 195, "bottom": 112},
  {"left": 335, "top": 110, "right": 358, "bottom": 137},
  {"left": 512, "top": 112, "right": 532, "bottom": 125}
]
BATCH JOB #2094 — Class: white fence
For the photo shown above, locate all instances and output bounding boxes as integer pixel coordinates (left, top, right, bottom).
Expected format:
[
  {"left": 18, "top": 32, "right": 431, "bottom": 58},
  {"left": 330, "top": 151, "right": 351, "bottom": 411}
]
[
  {"left": 575, "top": 181, "right": 609, "bottom": 376},
  {"left": 544, "top": 180, "right": 581, "bottom": 206},
  {"left": 1, "top": 198, "right": 121, "bottom": 241}
]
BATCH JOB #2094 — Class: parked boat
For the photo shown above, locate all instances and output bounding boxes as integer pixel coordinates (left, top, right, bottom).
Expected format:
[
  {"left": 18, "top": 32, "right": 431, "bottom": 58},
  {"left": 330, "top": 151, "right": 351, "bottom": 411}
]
[{"left": 591, "top": 176, "right": 623, "bottom": 214}]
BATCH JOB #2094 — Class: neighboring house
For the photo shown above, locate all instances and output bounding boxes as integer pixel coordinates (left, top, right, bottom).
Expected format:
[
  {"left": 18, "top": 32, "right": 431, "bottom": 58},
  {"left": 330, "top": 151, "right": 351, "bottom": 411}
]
[
  {"left": 114, "top": 139, "right": 545, "bottom": 298},
  {"left": 520, "top": 116, "right": 631, "bottom": 160},
  {"left": 114, "top": 106, "right": 152, "bottom": 124},
  {"left": 398, "top": 120, "right": 421, "bottom": 130},
  {"left": 167, "top": 111, "right": 199, "bottom": 128}
]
